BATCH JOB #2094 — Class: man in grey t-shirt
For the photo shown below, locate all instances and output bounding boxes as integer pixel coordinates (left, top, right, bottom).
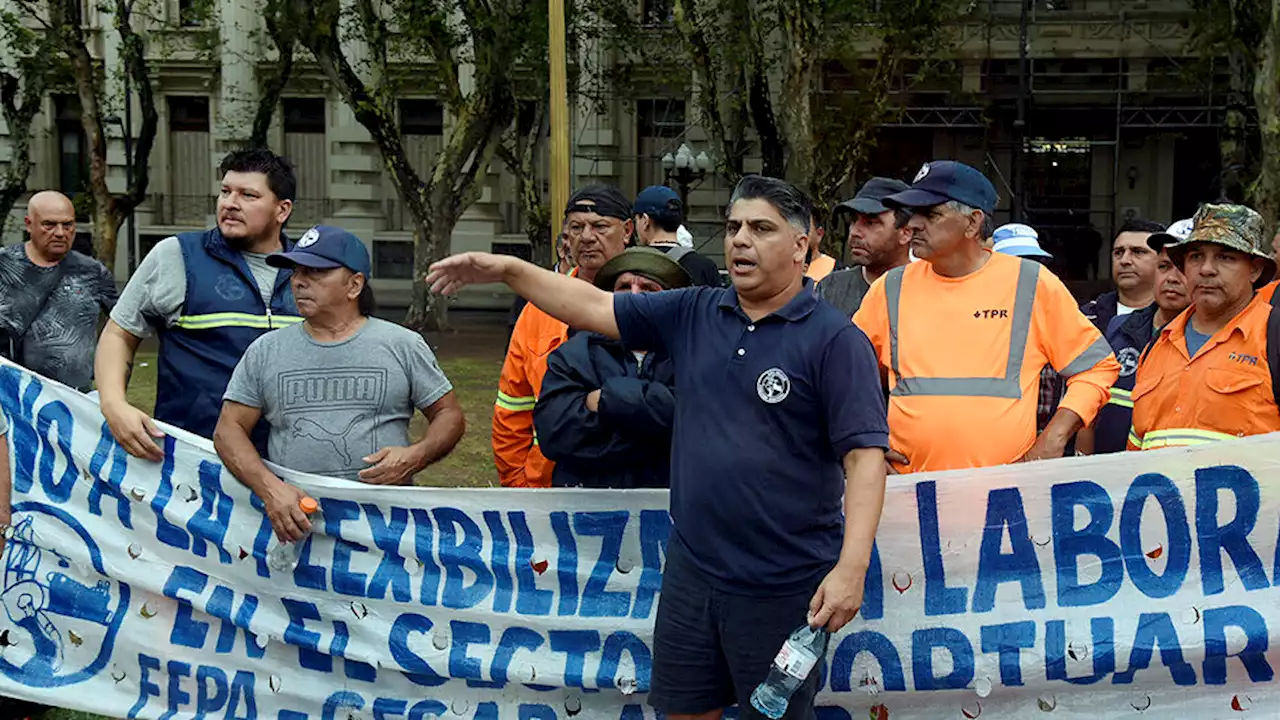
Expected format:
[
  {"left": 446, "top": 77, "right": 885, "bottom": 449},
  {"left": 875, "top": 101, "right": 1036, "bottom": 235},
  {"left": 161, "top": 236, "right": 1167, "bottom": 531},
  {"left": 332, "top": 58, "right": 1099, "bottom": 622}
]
[{"left": 215, "top": 226, "right": 465, "bottom": 541}]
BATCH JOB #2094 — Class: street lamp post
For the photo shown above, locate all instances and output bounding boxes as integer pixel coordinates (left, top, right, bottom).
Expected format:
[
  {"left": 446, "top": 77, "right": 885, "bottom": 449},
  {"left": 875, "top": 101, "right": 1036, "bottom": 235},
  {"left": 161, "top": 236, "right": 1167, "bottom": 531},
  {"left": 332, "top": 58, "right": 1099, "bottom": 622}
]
[{"left": 660, "top": 143, "right": 712, "bottom": 211}]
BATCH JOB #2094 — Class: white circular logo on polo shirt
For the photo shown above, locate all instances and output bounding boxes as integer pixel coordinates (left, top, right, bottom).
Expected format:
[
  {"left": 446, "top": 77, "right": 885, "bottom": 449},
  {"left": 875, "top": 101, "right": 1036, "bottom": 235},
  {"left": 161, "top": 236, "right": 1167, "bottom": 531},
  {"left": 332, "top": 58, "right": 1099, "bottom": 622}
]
[
  {"left": 1117, "top": 347, "right": 1140, "bottom": 378},
  {"left": 914, "top": 163, "right": 931, "bottom": 183},
  {"left": 297, "top": 227, "right": 321, "bottom": 247},
  {"left": 757, "top": 368, "right": 791, "bottom": 404}
]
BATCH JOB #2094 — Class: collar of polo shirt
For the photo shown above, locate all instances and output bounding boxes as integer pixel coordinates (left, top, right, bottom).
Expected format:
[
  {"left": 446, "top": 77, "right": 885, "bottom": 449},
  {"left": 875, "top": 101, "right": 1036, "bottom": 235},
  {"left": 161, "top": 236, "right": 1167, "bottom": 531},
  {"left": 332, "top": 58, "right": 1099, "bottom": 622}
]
[{"left": 717, "top": 277, "right": 820, "bottom": 322}]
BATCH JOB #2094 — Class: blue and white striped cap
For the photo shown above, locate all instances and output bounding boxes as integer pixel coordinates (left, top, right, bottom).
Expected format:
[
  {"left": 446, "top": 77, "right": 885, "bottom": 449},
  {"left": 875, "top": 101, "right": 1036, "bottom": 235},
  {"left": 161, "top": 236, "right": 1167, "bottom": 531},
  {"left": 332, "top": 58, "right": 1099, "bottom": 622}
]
[{"left": 991, "top": 223, "right": 1052, "bottom": 259}]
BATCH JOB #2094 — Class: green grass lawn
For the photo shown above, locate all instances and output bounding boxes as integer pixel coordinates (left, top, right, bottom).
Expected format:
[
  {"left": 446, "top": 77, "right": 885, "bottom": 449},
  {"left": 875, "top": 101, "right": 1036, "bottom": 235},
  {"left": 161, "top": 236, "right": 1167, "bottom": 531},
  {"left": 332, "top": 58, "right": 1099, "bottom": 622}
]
[{"left": 39, "top": 345, "right": 504, "bottom": 720}]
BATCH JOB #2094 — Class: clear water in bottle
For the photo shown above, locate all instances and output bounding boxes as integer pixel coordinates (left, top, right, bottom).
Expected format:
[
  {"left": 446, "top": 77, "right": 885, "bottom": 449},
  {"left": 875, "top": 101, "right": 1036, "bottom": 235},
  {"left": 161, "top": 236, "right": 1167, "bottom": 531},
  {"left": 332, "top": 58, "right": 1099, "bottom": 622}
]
[
  {"left": 267, "top": 495, "right": 319, "bottom": 572},
  {"left": 268, "top": 540, "right": 302, "bottom": 572},
  {"left": 750, "top": 625, "right": 830, "bottom": 719}
]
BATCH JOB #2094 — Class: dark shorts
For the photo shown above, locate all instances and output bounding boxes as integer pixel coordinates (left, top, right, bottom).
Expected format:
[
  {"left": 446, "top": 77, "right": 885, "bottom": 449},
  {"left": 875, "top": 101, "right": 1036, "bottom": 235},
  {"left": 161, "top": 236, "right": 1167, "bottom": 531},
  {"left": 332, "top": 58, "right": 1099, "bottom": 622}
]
[{"left": 648, "top": 535, "right": 825, "bottom": 719}]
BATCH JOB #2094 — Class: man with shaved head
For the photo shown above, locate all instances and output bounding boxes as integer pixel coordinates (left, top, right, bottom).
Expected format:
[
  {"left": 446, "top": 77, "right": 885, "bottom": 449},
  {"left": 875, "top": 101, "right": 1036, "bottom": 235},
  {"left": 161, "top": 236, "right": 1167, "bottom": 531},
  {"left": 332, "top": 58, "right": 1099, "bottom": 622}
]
[{"left": 0, "top": 190, "right": 117, "bottom": 391}]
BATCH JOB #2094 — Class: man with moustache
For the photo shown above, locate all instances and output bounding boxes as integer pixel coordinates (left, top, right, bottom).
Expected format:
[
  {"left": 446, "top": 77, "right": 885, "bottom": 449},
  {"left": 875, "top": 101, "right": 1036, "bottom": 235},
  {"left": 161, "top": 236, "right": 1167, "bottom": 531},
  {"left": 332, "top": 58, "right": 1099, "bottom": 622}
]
[
  {"left": 96, "top": 148, "right": 302, "bottom": 460},
  {"left": 815, "top": 178, "right": 911, "bottom": 317},
  {"left": 1130, "top": 204, "right": 1280, "bottom": 450},
  {"left": 0, "top": 190, "right": 117, "bottom": 391},
  {"left": 428, "top": 175, "right": 887, "bottom": 720},
  {"left": 1082, "top": 219, "right": 1165, "bottom": 335},
  {"left": 494, "top": 185, "right": 632, "bottom": 487},
  {"left": 1078, "top": 219, "right": 1193, "bottom": 454}
]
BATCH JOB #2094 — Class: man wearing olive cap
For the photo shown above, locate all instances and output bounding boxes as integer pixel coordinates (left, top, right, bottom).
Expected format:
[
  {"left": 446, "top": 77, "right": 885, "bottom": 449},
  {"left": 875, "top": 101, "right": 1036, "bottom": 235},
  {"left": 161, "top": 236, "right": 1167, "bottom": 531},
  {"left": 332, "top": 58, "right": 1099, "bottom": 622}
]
[
  {"left": 494, "top": 185, "right": 632, "bottom": 487},
  {"left": 1129, "top": 203, "right": 1280, "bottom": 450},
  {"left": 534, "top": 247, "right": 692, "bottom": 489}
]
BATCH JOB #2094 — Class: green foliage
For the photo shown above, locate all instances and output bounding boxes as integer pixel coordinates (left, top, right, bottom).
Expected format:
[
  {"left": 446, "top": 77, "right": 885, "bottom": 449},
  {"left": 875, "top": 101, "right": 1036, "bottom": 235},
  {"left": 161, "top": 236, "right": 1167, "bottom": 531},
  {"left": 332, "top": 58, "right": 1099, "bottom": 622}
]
[
  {"left": 1186, "top": 0, "right": 1276, "bottom": 204},
  {"left": 596, "top": 0, "right": 960, "bottom": 204},
  {"left": 1187, "top": 0, "right": 1267, "bottom": 69}
]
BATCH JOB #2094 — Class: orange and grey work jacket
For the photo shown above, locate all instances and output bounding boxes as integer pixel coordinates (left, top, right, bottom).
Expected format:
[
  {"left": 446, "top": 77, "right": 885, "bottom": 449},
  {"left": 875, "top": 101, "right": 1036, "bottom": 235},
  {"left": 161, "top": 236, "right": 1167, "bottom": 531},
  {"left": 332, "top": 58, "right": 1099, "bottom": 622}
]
[{"left": 492, "top": 272, "right": 580, "bottom": 487}]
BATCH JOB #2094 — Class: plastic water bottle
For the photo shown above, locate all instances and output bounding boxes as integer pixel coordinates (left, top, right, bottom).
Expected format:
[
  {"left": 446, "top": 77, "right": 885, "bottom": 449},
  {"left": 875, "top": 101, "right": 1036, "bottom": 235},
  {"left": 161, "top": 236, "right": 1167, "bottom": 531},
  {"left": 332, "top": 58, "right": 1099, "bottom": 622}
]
[
  {"left": 750, "top": 624, "right": 830, "bottom": 719},
  {"left": 267, "top": 495, "right": 319, "bottom": 572}
]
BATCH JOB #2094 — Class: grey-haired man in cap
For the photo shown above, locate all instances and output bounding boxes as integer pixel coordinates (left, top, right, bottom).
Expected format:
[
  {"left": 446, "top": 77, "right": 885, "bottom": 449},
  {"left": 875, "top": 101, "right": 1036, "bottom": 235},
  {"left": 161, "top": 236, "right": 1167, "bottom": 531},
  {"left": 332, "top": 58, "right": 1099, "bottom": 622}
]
[
  {"left": 853, "top": 160, "right": 1118, "bottom": 473},
  {"left": 495, "top": 185, "right": 633, "bottom": 488},
  {"left": 815, "top": 177, "right": 912, "bottom": 317}
]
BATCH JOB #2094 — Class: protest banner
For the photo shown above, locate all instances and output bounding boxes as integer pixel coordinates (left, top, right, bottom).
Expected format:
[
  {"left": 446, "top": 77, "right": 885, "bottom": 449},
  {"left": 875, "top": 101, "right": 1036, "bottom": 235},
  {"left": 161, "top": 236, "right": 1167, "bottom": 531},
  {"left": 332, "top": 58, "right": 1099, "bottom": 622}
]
[{"left": 0, "top": 360, "right": 1276, "bottom": 719}]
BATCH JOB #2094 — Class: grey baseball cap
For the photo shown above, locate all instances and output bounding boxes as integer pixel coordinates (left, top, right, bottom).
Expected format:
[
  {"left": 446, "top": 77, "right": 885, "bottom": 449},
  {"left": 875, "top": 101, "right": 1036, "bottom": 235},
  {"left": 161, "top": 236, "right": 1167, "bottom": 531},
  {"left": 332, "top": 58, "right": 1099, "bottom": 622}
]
[{"left": 835, "top": 177, "right": 911, "bottom": 217}]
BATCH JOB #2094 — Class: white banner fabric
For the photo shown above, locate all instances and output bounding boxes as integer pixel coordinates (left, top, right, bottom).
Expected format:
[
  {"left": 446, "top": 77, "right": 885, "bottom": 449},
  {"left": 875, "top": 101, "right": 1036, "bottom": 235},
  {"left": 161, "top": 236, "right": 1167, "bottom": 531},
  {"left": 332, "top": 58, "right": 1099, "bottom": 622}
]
[{"left": 0, "top": 362, "right": 1277, "bottom": 719}]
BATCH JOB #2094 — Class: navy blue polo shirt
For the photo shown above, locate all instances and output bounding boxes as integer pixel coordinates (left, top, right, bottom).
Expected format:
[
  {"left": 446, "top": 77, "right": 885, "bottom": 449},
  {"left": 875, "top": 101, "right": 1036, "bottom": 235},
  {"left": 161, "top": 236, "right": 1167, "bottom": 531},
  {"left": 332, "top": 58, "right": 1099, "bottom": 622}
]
[{"left": 614, "top": 281, "right": 889, "bottom": 595}]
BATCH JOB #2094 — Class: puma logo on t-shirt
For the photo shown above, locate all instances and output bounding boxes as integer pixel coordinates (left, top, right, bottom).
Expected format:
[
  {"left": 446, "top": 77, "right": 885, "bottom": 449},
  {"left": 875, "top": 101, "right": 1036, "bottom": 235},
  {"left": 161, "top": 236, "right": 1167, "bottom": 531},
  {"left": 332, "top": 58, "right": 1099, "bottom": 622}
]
[{"left": 291, "top": 415, "right": 367, "bottom": 466}]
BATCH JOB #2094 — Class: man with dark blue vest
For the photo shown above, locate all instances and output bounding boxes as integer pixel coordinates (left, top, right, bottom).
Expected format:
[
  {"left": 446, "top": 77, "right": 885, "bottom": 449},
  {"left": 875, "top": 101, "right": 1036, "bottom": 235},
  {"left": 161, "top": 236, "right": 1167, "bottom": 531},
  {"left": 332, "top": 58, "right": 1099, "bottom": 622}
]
[{"left": 96, "top": 149, "right": 302, "bottom": 460}]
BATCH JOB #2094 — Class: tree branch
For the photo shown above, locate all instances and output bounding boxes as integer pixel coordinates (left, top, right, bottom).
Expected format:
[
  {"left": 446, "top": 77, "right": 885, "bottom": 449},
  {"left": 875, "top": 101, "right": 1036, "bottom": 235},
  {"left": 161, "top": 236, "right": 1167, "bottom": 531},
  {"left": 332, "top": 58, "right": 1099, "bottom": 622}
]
[
  {"left": 251, "top": 0, "right": 297, "bottom": 146},
  {"left": 114, "top": 0, "right": 157, "bottom": 214}
]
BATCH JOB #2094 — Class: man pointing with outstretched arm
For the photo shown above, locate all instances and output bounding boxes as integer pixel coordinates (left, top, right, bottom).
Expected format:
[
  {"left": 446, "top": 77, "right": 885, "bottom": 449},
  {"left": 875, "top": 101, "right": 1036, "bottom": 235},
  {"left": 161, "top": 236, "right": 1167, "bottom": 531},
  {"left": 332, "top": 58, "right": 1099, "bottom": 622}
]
[{"left": 429, "top": 175, "right": 888, "bottom": 720}]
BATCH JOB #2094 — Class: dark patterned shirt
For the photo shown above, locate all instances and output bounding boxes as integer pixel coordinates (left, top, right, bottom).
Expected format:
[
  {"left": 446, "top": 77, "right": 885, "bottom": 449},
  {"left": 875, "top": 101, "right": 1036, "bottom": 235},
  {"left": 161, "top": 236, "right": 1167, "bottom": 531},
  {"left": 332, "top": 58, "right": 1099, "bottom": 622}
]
[
  {"left": 0, "top": 245, "right": 117, "bottom": 391},
  {"left": 1037, "top": 365, "right": 1065, "bottom": 433}
]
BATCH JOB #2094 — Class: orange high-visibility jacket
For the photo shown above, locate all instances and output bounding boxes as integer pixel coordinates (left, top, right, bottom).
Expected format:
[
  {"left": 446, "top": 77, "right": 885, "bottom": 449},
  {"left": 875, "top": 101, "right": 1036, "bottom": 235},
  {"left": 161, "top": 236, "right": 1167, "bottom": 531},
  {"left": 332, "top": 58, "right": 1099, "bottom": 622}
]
[
  {"left": 1129, "top": 292, "right": 1280, "bottom": 450},
  {"left": 806, "top": 253, "right": 837, "bottom": 282},
  {"left": 492, "top": 283, "right": 574, "bottom": 487}
]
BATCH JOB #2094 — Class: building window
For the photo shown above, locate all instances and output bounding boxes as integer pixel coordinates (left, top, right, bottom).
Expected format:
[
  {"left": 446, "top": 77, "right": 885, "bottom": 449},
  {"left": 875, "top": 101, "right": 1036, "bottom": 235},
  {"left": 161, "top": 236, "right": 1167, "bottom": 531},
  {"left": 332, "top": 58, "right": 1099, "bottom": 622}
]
[
  {"left": 400, "top": 99, "right": 444, "bottom": 136},
  {"left": 167, "top": 96, "right": 213, "bottom": 223},
  {"left": 636, "top": 98, "right": 686, "bottom": 190},
  {"left": 492, "top": 242, "right": 533, "bottom": 262},
  {"left": 373, "top": 240, "right": 414, "bottom": 279},
  {"left": 394, "top": 99, "right": 445, "bottom": 228},
  {"left": 168, "top": 96, "right": 210, "bottom": 131},
  {"left": 140, "top": 234, "right": 172, "bottom": 259},
  {"left": 283, "top": 98, "right": 326, "bottom": 134},
  {"left": 177, "top": 0, "right": 203, "bottom": 26},
  {"left": 637, "top": 99, "right": 685, "bottom": 140},
  {"left": 54, "top": 95, "right": 88, "bottom": 202},
  {"left": 283, "top": 98, "right": 327, "bottom": 225},
  {"left": 642, "top": 0, "right": 674, "bottom": 25},
  {"left": 71, "top": 232, "right": 93, "bottom": 257}
]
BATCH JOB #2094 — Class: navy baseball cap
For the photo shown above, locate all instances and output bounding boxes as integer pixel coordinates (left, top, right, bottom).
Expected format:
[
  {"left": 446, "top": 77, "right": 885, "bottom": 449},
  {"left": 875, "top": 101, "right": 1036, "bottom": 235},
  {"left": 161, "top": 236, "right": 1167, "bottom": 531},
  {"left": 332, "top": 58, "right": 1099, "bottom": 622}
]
[
  {"left": 633, "top": 185, "right": 684, "bottom": 224},
  {"left": 835, "top": 177, "right": 910, "bottom": 216},
  {"left": 268, "top": 225, "right": 372, "bottom": 278},
  {"left": 884, "top": 161, "right": 997, "bottom": 215}
]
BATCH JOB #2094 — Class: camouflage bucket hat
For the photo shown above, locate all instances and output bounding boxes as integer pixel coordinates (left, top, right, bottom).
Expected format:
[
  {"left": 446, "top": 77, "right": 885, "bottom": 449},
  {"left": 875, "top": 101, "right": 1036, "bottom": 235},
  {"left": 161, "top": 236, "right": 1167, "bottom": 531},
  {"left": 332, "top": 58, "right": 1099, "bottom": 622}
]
[{"left": 1165, "top": 203, "right": 1277, "bottom": 288}]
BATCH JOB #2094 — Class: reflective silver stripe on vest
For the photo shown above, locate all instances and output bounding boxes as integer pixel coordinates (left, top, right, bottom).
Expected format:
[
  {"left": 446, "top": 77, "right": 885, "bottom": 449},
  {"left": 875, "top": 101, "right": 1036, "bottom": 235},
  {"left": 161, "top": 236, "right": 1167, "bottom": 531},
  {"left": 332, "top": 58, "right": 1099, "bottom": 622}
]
[
  {"left": 885, "top": 258, "right": 1040, "bottom": 399},
  {"left": 1058, "top": 336, "right": 1113, "bottom": 378}
]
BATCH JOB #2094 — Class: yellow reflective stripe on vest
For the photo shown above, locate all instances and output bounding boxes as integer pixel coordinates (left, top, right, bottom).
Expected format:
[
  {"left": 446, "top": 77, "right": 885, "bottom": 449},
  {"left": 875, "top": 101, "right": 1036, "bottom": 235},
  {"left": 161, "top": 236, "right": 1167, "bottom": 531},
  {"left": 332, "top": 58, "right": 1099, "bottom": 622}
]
[
  {"left": 885, "top": 258, "right": 1039, "bottom": 398},
  {"left": 1139, "top": 427, "right": 1239, "bottom": 450},
  {"left": 495, "top": 391, "right": 536, "bottom": 412},
  {"left": 174, "top": 312, "right": 303, "bottom": 330},
  {"left": 1108, "top": 387, "right": 1134, "bottom": 409},
  {"left": 1128, "top": 427, "right": 1142, "bottom": 448}
]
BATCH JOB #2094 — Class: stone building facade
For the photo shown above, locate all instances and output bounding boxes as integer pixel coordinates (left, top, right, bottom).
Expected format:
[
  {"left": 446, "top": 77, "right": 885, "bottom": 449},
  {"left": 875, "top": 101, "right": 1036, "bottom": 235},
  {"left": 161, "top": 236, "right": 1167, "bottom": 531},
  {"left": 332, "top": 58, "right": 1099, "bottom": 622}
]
[{"left": 0, "top": 0, "right": 1226, "bottom": 307}]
